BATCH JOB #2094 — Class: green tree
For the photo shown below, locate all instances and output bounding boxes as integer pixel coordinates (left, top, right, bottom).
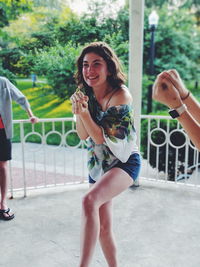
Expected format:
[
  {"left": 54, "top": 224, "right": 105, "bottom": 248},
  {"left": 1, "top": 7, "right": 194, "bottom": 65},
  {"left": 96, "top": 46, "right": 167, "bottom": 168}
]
[
  {"left": 0, "top": 0, "right": 33, "bottom": 28},
  {"left": 33, "top": 43, "right": 81, "bottom": 99},
  {"left": 143, "top": 7, "right": 200, "bottom": 81}
]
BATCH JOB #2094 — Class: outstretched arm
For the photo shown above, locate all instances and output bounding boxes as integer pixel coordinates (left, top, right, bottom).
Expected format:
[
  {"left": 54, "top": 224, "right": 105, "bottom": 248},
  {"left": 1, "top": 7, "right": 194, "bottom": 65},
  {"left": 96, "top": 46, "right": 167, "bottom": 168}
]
[
  {"left": 25, "top": 108, "right": 38, "bottom": 124},
  {"left": 5, "top": 77, "right": 38, "bottom": 123}
]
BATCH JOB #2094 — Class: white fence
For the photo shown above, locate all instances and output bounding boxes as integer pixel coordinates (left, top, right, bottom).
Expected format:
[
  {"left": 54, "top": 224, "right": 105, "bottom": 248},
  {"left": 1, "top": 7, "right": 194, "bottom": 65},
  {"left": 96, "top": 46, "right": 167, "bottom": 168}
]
[
  {"left": 10, "top": 117, "right": 88, "bottom": 197},
  {"left": 140, "top": 115, "right": 200, "bottom": 186},
  {"left": 9, "top": 115, "right": 200, "bottom": 197}
]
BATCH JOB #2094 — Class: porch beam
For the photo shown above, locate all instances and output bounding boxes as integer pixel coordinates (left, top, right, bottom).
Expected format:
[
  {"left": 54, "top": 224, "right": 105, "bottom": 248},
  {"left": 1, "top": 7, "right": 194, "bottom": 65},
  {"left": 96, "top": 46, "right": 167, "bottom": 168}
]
[{"left": 128, "top": 0, "right": 144, "bottom": 149}]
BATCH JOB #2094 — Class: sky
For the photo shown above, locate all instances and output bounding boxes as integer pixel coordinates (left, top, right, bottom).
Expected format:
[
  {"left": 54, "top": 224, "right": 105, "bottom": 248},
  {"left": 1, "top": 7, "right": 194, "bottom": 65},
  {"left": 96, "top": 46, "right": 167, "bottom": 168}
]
[{"left": 68, "top": 0, "right": 126, "bottom": 15}]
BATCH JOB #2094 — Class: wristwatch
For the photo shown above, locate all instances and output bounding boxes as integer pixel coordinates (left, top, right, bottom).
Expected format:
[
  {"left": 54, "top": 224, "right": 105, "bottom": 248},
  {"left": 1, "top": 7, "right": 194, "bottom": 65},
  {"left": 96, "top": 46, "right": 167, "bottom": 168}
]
[{"left": 168, "top": 104, "right": 187, "bottom": 119}]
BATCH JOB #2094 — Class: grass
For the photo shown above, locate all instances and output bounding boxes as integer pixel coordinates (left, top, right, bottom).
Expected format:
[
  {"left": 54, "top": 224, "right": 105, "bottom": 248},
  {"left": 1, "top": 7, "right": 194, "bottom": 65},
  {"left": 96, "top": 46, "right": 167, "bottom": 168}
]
[
  {"left": 13, "top": 79, "right": 73, "bottom": 120},
  {"left": 12, "top": 79, "right": 78, "bottom": 145},
  {"left": 12, "top": 78, "right": 199, "bottom": 145}
]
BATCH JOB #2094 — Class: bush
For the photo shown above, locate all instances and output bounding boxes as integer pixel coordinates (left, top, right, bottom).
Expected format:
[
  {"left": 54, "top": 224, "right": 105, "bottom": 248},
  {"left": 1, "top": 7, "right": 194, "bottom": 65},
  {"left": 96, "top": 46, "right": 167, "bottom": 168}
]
[
  {"left": 0, "top": 64, "right": 16, "bottom": 84},
  {"left": 34, "top": 43, "right": 81, "bottom": 100}
]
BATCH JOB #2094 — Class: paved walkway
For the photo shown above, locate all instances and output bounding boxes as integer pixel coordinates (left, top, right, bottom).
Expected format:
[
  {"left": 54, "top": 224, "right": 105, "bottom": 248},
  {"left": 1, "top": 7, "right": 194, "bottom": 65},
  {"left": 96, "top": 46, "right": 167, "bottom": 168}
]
[{"left": 1, "top": 180, "right": 200, "bottom": 267}]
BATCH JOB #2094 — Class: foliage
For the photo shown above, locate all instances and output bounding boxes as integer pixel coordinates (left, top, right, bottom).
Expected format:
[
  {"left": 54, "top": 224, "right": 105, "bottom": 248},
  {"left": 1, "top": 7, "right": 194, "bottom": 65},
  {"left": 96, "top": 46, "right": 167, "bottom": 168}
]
[
  {"left": 3, "top": 7, "right": 59, "bottom": 47},
  {"left": 0, "top": 47, "right": 24, "bottom": 74},
  {"left": 0, "top": 63, "right": 16, "bottom": 84},
  {"left": 56, "top": 16, "right": 100, "bottom": 46},
  {"left": 103, "top": 32, "right": 129, "bottom": 74},
  {"left": 33, "top": 43, "right": 81, "bottom": 99},
  {"left": 143, "top": 6, "right": 200, "bottom": 81},
  {"left": 0, "top": 0, "right": 199, "bottom": 106},
  {"left": 0, "top": 0, "right": 33, "bottom": 28}
]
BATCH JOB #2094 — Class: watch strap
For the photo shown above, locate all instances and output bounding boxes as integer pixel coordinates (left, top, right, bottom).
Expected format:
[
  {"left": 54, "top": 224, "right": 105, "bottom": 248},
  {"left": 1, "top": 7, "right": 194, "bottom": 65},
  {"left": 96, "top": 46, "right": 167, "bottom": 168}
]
[{"left": 168, "top": 104, "right": 187, "bottom": 118}]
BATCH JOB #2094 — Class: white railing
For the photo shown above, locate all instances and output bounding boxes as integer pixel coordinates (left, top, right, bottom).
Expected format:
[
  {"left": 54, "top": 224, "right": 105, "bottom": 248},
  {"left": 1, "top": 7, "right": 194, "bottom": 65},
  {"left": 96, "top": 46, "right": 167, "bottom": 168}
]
[
  {"left": 140, "top": 115, "right": 200, "bottom": 186},
  {"left": 10, "top": 115, "right": 200, "bottom": 197},
  {"left": 10, "top": 117, "right": 88, "bottom": 197}
]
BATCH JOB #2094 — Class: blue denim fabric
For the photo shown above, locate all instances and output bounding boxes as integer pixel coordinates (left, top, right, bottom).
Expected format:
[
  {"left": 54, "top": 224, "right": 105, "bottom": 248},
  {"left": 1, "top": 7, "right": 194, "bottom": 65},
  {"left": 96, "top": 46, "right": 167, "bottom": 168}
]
[{"left": 89, "top": 153, "right": 141, "bottom": 184}]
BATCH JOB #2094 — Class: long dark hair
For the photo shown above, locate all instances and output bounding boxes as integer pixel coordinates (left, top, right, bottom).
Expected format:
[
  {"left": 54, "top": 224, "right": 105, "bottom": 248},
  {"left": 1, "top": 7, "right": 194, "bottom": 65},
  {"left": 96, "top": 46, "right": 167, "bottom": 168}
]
[{"left": 75, "top": 42, "right": 126, "bottom": 91}]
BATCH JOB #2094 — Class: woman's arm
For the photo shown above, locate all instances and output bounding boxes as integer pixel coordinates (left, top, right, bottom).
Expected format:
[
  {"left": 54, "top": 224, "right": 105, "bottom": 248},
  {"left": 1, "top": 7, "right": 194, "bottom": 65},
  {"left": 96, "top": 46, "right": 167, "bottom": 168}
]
[
  {"left": 75, "top": 115, "right": 89, "bottom": 140},
  {"left": 80, "top": 88, "right": 132, "bottom": 144},
  {"left": 177, "top": 111, "right": 200, "bottom": 150},
  {"left": 70, "top": 88, "right": 132, "bottom": 144},
  {"left": 152, "top": 73, "right": 200, "bottom": 150},
  {"left": 159, "top": 70, "right": 200, "bottom": 123},
  {"left": 70, "top": 91, "right": 103, "bottom": 142},
  {"left": 182, "top": 94, "right": 200, "bottom": 124},
  {"left": 78, "top": 110, "right": 104, "bottom": 144}
]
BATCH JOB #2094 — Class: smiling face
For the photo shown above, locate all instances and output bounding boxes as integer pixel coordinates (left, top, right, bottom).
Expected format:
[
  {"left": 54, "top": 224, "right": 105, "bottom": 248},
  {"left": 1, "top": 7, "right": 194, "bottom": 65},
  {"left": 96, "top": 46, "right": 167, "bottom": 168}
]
[{"left": 82, "top": 52, "right": 110, "bottom": 89}]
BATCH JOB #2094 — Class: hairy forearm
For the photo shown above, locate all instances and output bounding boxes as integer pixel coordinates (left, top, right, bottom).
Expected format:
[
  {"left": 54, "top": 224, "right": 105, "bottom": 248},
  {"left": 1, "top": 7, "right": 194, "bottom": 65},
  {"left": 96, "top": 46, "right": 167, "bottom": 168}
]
[
  {"left": 79, "top": 112, "right": 104, "bottom": 144},
  {"left": 183, "top": 94, "right": 200, "bottom": 124},
  {"left": 178, "top": 111, "right": 200, "bottom": 150}
]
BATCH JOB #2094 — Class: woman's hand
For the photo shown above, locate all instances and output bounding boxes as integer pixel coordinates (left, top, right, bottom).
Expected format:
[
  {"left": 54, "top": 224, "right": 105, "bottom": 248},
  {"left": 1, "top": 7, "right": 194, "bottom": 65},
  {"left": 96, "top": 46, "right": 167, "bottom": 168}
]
[
  {"left": 70, "top": 90, "right": 89, "bottom": 115},
  {"left": 152, "top": 72, "right": 183, "bottom": 109},
  {"left": 158, "top": 70, "right": 189, "bottom": 100}
]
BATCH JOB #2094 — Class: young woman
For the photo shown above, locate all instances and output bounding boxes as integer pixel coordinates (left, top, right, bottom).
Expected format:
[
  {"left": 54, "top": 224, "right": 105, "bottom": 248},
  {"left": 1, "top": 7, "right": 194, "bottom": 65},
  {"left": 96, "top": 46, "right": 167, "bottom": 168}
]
[{"left": 70, "top": 42, "right": 141, "bottom": 267}]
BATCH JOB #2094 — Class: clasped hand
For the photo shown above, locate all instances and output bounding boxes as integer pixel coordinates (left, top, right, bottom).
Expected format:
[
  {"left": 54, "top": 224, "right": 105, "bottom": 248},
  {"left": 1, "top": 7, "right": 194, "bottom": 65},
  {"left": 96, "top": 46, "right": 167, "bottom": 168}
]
[
  {"left": 152, "top": 69, "right": 189, "bottom": 109},
  {"left": 70, "top": 90, "right": 89, "bottom": 115}
]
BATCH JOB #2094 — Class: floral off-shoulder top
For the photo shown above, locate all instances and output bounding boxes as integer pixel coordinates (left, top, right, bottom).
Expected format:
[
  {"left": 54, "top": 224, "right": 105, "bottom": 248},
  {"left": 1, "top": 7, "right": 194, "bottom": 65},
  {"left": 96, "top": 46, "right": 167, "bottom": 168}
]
[{"left": 86, "top": 89, "right": 139, "bottom": 182}]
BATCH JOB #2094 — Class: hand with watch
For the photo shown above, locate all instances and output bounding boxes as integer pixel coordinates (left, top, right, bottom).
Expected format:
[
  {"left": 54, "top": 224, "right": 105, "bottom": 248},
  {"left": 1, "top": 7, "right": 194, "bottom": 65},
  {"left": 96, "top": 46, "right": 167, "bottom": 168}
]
[
  {"left": 152, "top": 70, "right": 188, "bottom": 118},
  {"left": 152, "top": 69, "right": 200, "bottom": 150},
  {"left": 168, "top": 104, "right": 187, "bottom": 119}
]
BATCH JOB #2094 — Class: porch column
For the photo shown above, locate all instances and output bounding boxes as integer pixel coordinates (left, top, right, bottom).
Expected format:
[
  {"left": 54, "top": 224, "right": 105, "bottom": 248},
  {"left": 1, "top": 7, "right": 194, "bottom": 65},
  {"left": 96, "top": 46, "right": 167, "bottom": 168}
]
[{"left": 128, "top": 0, "right": 144, "bottom": 149}]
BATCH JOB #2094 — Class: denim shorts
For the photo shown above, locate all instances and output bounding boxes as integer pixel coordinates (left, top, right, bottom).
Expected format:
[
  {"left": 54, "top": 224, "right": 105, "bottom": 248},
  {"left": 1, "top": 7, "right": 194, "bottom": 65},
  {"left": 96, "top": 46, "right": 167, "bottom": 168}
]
[
  {"left": 0, "top": 129, "right": 12, "bottom": 161},
  {"left": 89, "top": 153, "right": 141, "bottom": 184}
]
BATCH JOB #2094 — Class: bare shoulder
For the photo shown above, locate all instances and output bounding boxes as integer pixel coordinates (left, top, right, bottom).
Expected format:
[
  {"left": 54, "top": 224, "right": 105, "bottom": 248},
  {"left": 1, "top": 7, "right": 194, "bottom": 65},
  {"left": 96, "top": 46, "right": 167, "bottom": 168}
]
[{"left": 109, "top": 85, "right": 132, "bottom": 107}]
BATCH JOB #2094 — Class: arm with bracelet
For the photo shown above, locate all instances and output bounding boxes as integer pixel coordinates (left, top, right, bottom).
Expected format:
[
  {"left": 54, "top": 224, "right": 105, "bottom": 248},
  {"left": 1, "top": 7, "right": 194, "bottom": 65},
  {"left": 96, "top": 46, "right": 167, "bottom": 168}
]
[
  {"left": 152, "top": 69, "right": 200, "bottom": 150},
  {"left": 162, "top": 69, "right": 200, "bottom": 124}
]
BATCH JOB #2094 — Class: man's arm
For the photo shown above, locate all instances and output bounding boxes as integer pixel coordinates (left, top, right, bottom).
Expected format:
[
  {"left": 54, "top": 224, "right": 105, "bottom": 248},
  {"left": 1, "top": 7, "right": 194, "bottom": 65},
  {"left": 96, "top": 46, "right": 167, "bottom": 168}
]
[
  {"left": 6, "top": 78, "right": 38, "bottom": 123},
  {"left": 26, "top": 107, "right": 38, "bottom": 123}
]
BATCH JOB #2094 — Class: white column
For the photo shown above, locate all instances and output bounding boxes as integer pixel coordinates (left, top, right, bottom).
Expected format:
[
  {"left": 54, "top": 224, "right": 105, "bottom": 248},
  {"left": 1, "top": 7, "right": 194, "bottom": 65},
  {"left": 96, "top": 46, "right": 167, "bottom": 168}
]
[{"left": 128, "top": 0, "right": 144, "bottom": 150}]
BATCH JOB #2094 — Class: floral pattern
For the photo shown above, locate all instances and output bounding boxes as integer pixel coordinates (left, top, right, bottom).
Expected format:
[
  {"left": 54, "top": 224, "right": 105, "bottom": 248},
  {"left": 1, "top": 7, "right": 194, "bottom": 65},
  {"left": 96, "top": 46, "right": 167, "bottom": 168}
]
[{"left": 87, "top": 92, "right": 138, "bottom": 182}]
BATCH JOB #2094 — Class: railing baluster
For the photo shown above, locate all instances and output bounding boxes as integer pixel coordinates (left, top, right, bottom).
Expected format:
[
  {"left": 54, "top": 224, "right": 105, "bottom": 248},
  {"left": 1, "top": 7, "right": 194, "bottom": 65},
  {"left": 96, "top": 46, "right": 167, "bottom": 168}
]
[{"left": 10, "top": 116, "right": 199, "bottom": 197}]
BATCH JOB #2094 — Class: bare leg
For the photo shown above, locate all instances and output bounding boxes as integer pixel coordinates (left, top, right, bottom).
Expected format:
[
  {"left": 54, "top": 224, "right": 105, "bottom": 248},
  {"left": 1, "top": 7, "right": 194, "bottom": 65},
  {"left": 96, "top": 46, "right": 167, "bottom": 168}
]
[
  {"left": 0, "top": 161, "right": 14, "bottom": 219},
  {"left": 79, "top": 168, "right": 133, "bottom": 267},
  {"left": 0, "top": 161, "right": 9, "bottom": 210},
  {"left": 99, "top": 200, "right": 118, "bottom": 267}
]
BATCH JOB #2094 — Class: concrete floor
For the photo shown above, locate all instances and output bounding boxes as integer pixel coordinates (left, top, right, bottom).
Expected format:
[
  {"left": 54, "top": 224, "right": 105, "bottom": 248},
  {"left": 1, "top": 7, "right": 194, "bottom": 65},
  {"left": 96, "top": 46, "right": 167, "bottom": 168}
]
[{"left": 1, "top": 180, "right": 200, "bottom": 267}]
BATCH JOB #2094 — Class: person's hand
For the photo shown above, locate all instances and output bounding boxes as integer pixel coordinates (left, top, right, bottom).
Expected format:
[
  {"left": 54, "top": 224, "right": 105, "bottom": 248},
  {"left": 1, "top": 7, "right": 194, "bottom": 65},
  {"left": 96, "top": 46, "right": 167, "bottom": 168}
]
[
  {"left": 159, "top": 70, "right": 189, "bottom": 100},
  {"left": 29, "top": 116, "right": 39, "bottom": 124},
  {"left": 70, "top": 90, "right": 89, "bottom": 115},
  {"left": 152, "top": 73, "right": 183, "bottom": 109}
]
